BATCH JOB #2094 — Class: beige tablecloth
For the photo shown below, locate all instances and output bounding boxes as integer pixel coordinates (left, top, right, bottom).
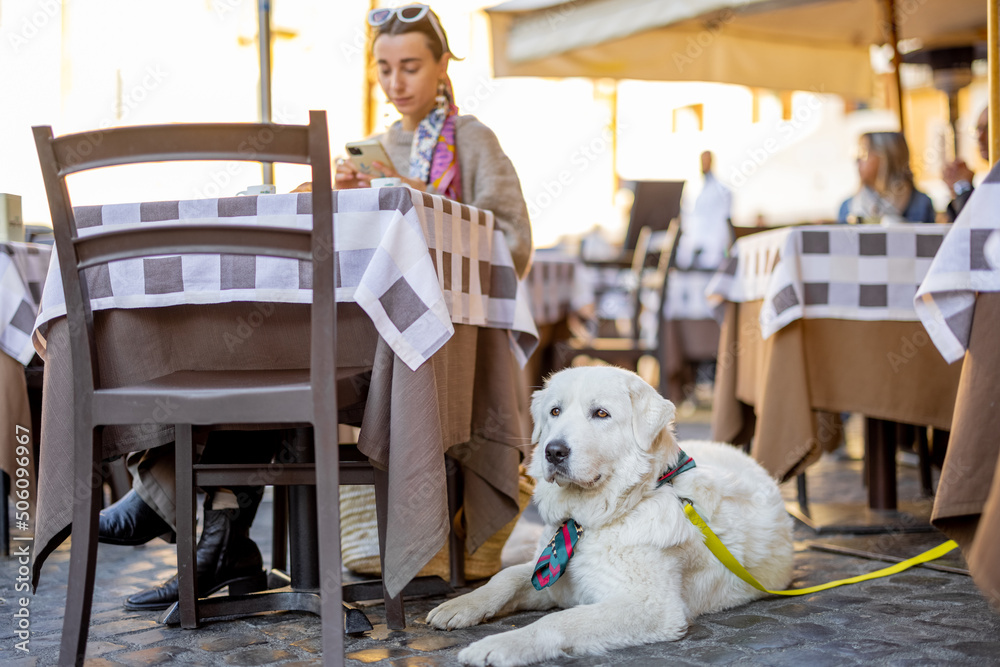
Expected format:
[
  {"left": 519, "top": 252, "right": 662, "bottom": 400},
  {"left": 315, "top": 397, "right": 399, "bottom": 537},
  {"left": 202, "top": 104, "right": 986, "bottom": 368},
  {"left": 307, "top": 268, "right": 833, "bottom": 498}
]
[
  {"left": 0, "top": 353, "right": 34, "bottom": 484},
  {"left": 712, "top": 299, "right": 962, "bottom": 482},
  {"left": 32, "top": 302, "right": 531, "bottom": 597},
  {"left": 931, "top": 291, "right": 1000, "bottom": 609}
]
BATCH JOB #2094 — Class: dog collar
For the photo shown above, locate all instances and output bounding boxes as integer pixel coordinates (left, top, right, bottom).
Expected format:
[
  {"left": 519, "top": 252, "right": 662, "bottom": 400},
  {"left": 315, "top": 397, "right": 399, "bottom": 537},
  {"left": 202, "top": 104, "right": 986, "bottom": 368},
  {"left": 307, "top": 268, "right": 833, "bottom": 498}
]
[
  {"left": 530, "top": 450, "right": 697, "bottom": 591},
  {"left": 656, "top": 449, "right": 697, "bottom": 488}
]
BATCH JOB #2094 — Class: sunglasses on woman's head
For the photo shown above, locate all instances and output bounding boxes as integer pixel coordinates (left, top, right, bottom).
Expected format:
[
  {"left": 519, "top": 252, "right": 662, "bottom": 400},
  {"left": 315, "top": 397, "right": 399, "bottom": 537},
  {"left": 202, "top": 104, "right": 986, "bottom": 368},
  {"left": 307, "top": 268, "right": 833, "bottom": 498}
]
[
  {"left": 368, "top": 4, "right": 430, "bottom": 25},
  {"left": 368, "top": 4, "right": 447, "bottom": 54}
]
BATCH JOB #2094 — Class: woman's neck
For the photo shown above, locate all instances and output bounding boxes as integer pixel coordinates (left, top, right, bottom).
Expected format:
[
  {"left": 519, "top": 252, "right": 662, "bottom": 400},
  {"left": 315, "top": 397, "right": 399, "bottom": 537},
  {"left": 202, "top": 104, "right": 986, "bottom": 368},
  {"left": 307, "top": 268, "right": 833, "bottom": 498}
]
[{"left": 400, "top": 115, "right": 420, "bottom": 132}]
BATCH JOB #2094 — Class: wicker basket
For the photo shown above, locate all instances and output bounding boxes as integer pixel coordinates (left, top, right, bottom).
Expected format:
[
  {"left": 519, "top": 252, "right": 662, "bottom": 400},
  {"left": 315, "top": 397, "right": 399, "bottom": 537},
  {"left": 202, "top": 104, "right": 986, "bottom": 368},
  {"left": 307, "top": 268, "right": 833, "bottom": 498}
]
[{"left": 341, "top": 466, "right": 535, "bottom": 581}]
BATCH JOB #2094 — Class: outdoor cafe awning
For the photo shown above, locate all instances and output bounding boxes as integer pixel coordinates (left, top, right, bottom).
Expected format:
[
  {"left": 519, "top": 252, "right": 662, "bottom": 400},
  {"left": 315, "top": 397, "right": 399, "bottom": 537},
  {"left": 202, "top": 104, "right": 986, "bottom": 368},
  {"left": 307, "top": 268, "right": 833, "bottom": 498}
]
[{"left": 485, "top": 0, "right": 989, "bottom": 99}]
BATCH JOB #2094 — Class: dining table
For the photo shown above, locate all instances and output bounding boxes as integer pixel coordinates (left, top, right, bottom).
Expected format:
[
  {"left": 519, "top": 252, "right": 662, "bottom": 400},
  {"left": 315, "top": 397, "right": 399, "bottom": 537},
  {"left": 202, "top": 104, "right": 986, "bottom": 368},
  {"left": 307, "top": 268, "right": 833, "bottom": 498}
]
[
  {"left": 28, "top": 186, "right": 539, "bottom": 601},
  {"left": 707, "top": 221, "right": 963, "bottom": 531},
  {"left": 1, "top": 241, "right": 51, "bottom": 521},
  {"left": 915, "top": 160, "right": 1000, "bottom": 608}
]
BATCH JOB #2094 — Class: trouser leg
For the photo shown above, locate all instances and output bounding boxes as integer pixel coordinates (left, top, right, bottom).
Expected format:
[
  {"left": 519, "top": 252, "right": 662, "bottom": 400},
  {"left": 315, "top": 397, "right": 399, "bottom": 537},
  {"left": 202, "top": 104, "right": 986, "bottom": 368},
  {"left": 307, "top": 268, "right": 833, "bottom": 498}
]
[{"left": 127, "top": 428, "right": 287, "bottom": 530}]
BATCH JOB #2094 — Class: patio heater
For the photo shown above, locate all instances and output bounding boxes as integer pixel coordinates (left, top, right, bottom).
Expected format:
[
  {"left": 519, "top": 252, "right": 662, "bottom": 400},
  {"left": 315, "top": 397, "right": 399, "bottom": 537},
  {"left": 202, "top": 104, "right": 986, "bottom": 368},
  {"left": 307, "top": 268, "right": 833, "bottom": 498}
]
[
  {"left": 906, "top": 46, "right": 978, "bottom": 157},
  {"left": 258, "top": 0, "right": 274, "bottom": 185}
]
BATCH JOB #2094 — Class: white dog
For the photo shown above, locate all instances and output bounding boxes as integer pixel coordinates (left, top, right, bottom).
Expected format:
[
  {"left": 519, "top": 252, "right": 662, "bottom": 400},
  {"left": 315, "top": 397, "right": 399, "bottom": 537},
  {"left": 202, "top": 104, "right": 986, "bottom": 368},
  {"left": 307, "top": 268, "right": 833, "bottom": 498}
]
[{"left": 427, "top": 366, "right": 793, "bottom": 666}]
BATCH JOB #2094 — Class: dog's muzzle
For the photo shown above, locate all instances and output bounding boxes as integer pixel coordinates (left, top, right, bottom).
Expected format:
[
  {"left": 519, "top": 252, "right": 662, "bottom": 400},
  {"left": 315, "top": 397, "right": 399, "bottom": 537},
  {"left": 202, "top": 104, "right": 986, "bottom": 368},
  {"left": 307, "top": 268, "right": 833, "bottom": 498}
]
[{"left": 544, "top": 439, "right": 570, "bottom": 467}]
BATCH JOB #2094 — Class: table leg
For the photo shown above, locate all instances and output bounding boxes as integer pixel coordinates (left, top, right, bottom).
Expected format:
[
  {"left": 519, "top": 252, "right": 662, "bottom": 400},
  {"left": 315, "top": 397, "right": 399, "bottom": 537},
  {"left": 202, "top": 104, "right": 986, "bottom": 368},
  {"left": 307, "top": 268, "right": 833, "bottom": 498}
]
[
  {"left": 289, "top": 428, "right": 319, "bottom": 592},
  {"left": 866, "top": 417, "right": 898, "bottom": 510}
]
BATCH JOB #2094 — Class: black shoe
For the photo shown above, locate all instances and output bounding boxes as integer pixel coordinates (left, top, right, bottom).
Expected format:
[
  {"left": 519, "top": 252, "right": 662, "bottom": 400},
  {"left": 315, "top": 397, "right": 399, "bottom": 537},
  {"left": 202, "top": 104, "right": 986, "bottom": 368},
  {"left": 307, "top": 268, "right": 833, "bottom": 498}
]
[
  {"left": 99, "top": 490, "right": 174, "bottom": 546},
  {"left": 124, "top": 506, "right": 267, "bottom": 611}
]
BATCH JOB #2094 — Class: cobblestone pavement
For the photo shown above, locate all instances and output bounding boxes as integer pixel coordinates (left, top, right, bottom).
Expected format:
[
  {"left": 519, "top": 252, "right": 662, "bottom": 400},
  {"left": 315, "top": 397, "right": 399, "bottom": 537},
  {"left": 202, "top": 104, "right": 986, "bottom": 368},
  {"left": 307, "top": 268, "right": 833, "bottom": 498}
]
[{"left": 2, "top": 414, "right": 999, "bottom": 666}]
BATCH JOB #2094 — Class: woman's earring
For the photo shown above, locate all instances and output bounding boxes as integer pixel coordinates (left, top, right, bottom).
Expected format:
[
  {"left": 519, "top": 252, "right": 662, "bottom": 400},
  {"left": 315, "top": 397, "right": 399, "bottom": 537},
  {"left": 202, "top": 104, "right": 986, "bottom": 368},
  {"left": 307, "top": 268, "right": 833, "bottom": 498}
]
[{"left": 435, "top": 81, "right": 447, "bottom": 108}]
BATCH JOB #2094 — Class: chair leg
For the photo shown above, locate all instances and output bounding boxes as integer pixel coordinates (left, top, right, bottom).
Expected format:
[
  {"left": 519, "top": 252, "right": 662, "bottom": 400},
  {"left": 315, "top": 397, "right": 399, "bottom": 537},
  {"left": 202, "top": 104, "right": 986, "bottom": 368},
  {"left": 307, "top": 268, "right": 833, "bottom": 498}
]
[
  {"left": 312, "top": 420, "right": 345, "bottom": 664},
  {"left": 59, "top": 425, "right": 103, "bottom": 667},
  {"left": 373, "top": 466, "right": 405, "bottom": 630},
  {"left": 796, "top": 472, "right": 809, "bottom": 511},
  {"left": 271, "top": 486, "right": 288, "bottom": 574},
  {"left": 447, "top": 459, "right": 465, "bottom": 588},
  {"left": 1, "top": 471, "right": 9, "bottom": 557},
  {"left": 916, "top": 427, "right": 933, "bottom": 497},
  {"left": 175, "top": 424, "right": 199, "bottom": 629}
]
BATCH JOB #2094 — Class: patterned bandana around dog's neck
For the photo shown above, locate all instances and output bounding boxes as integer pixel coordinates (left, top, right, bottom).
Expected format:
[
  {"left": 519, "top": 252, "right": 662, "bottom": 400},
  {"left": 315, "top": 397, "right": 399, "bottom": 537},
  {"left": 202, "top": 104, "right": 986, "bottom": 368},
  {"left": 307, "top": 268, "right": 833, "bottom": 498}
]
[
  {"left": 530, "top": 449, "right": 697, "bottom": 591},
  {"left": 530, "top": 519, "right": 583, "bottom": 590}
]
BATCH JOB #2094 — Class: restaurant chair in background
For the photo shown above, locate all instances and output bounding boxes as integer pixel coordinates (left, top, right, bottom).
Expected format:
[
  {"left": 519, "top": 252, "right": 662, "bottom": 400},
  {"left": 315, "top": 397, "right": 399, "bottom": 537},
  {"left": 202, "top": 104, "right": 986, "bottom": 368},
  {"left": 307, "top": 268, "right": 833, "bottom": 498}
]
[
  {"left": 557, "top": 220, "right": 681, "bottom": 382},
  {"left": 583, "top": 180, "right": 685, "bottom": 337},
  {"left": 620, "top": 180, "right": 686, "bottom": 261},
  {"left": 33, "top": 111, "right": 348, "bottom": 666}
]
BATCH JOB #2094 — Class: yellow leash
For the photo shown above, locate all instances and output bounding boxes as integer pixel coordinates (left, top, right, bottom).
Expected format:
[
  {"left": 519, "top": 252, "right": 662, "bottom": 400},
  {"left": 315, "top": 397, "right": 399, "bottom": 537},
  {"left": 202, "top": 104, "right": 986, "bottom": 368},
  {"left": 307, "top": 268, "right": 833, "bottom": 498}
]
[{"left": 683, "top": 503, "right": 959, "bottom": 596}]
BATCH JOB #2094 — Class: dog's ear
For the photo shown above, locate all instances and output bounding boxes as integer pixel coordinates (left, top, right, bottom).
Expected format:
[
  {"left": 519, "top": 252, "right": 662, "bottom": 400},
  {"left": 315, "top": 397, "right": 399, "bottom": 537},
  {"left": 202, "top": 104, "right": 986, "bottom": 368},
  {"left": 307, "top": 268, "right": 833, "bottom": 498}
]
[
  {"left": 530, "top": 385, "right": 549, "bottom": 445},
  {"left": 629, "top": 378, "right": 676, "bottom": 451}
]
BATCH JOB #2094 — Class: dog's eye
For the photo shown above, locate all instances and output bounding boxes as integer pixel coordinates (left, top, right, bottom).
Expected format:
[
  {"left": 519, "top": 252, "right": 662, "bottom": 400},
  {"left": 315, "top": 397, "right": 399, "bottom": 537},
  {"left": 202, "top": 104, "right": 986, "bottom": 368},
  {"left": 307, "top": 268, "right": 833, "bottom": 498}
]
[
  {"left": 550, "top": 407, "right": 560, "bottom": 417},
  {"left": 593, "top": 409, "right": 610, "bottom": 419}
]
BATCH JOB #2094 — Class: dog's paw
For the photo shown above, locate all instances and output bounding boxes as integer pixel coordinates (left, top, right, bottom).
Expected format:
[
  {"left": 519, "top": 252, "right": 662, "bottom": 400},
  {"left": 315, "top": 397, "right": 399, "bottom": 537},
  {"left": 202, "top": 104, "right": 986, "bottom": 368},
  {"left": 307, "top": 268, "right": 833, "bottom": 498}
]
[
  {"left": 458, "top": 633, "right": 547, "bottom": 667},
  {"left": 427, "top": 594, "right": 494, "bottom": 630}
]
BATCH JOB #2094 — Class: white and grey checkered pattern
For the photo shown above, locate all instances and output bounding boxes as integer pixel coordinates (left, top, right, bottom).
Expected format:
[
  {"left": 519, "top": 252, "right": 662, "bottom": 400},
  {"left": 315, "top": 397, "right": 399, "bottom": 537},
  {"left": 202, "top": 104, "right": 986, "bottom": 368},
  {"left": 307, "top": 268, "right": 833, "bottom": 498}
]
[
  {"left": 525, "top": 251, "right": 594, "bottom": 326},
  {"left": 34, "top": 187, "right": 537, "bottom": 370},
  {"left": 1, "top": 242, "right": 51, "bottom": 365},
  {"left": 707, "top": 223, "right": 951, "bottom": 339},
  {"left": 915, "top": 161, "right": 1000, "bottom": 363}
]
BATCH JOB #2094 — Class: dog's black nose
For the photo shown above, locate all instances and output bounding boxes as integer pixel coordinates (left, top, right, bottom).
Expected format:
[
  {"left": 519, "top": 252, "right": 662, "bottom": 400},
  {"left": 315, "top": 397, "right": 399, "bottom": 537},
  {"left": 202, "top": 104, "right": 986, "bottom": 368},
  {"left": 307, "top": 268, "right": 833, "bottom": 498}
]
[{"left": 545, "top": 440, "right": 570, "bottom": 465}]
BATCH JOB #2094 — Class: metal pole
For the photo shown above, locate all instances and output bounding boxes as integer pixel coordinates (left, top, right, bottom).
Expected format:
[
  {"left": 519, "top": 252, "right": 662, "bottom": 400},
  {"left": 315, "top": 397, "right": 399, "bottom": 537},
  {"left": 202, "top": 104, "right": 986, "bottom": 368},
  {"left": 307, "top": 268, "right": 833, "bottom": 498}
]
[
  {"left": 259, "top": 0, "right": 274, "bottom": 184},
  {"left": 364, "top": 0, "right": 378, "bottom": 137},
  {"left": 990, "top": 0, "right": 999, "bottom": 164},
  {"left": 882, "top": 0, "right": 905, "bottom": 136}
]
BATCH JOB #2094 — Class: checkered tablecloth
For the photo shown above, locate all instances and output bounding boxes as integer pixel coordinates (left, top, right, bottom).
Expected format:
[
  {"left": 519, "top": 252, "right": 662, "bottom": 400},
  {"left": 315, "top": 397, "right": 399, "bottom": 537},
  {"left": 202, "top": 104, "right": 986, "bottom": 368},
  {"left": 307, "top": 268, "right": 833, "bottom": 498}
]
[
  {"left": 707, "top": 223, "right": 951, "bottom": 339},
  {"left": 524, "top": 250, "right": 594, "bottom": 326},
  {"left": 1, "top": 242, "right": 51, "bottom": 365},
  {"left": 33, "top": 187, "right": 537, "bottom": 370},
  {"left": 915, "top": 161, "right": 1000, "bottom": 363}
]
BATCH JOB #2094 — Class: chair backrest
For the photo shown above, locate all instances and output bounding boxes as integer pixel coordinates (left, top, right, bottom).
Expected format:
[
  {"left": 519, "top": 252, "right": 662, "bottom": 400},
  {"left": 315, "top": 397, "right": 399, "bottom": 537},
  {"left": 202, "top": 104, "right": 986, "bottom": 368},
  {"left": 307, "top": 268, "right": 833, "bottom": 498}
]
[
  {"left": 628, "top": 219, "right": 681, "bottom": 344},
  {"left": 622, "top": 180, "right": 685, "bottom": 251},
  {"left": 32, "top": 111, "right": 333, "bottom": 403}
]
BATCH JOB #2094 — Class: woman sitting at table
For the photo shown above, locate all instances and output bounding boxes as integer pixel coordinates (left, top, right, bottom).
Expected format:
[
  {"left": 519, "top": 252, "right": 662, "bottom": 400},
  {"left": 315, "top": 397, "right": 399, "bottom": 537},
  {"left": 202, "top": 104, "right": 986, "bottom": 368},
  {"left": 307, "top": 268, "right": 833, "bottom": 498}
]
[
  {"left": 97, "top": 3, "right": 533, "bottom": 611},
  {"left": 837, "top": 131, "right": 936, "bottom": 224}
]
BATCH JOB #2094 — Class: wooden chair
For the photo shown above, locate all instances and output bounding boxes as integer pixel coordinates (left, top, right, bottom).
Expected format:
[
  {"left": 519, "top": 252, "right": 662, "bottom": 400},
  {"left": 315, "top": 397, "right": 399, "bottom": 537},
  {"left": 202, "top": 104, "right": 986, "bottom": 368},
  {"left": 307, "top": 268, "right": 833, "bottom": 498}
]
[
  {"left": 33, "top": 111, "right": 347, "bottom": 666},
  {"left": 558, "top": 220, "right": 681, "bottom": 377}
]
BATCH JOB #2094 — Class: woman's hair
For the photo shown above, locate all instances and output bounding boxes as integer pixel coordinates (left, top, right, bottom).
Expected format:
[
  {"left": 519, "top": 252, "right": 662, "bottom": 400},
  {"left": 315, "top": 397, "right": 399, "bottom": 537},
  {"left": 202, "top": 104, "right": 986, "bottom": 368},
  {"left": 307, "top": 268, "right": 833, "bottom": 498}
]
[
  {"left": 371, "top": 7, "right": 453, "bottom": 61},
  {"left": 862, "top": 131, "right": 914, "bottom": 196}
]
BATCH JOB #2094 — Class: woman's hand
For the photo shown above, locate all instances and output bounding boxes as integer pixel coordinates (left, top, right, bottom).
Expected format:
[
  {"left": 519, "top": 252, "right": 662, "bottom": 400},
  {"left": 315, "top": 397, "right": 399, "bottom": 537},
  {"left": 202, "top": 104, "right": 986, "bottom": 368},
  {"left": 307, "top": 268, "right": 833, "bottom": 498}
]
[
  {"left": 365, "top": 161, "right": 427, "bottom": 192},
  {"left": 336, "top": 157, "right": 426, "bottom": 191},
  {"left": 334, "top": 157, "right": 366, "bottom": 189}
]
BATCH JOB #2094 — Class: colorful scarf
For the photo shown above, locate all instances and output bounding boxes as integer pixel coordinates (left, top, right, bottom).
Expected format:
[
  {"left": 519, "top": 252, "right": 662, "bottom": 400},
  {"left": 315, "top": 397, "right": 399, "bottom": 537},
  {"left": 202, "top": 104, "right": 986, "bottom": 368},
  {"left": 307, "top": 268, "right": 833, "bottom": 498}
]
[{"left": 409, "top": 75, "right": 461, "bottom": 202}]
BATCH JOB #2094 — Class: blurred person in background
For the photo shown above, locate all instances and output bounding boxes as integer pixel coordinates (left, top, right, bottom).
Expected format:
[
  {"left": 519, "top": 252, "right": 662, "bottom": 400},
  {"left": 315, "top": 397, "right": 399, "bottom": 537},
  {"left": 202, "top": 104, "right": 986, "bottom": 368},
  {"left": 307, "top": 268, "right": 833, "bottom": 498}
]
[
  {"left": 98, "top": 3, "right": 533, "bottom": 612},
  {"left": 676, "top": 150, "right": 733, "bottom": 270},
  {"left": 838, "top": 131, "right": 935, "bottom": 224},
  {"left": 943, "top": 107, "right": 990, "bottom": 221}
]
